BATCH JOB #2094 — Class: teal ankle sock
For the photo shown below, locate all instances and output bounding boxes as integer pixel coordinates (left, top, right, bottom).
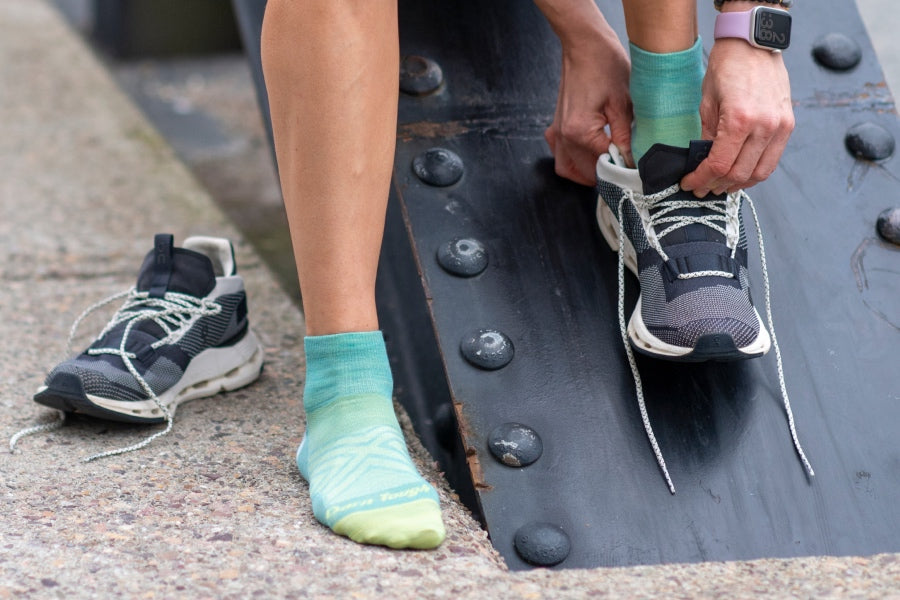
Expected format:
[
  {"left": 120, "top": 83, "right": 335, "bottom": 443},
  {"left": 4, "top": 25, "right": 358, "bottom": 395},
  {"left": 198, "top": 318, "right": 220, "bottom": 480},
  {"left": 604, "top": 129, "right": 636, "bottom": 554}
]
[
  {"left": 298, "top": 331, "right": 445, "bottom": 549},
  {"left": 629, "top": 38, "right": 704, "bottom": 162}
]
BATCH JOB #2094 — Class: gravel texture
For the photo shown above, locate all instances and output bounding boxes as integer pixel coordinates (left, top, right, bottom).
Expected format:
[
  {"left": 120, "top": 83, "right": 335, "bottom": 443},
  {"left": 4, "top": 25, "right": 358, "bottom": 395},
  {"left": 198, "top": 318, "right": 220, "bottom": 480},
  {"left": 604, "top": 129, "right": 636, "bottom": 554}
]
[{"left": 1, "top": 2, "right": 898, "bottom": 598}]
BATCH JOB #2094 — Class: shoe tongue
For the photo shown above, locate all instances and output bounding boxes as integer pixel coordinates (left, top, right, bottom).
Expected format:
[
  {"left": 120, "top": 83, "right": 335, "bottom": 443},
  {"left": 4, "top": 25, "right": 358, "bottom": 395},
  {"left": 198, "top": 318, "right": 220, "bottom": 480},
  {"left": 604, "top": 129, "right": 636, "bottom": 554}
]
[
  {"left": 135, "top": 234, "right": 216, "bottom": 298},
  {"left": 637, "top": 141, "right": 712, "bottom": 194}
]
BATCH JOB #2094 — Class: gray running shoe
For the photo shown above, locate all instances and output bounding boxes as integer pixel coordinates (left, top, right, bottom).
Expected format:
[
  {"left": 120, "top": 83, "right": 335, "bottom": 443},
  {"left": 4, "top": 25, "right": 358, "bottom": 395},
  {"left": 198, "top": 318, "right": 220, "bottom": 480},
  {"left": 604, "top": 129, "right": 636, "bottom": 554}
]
[
  {"left": 596, "top": 141, "right": 770, "bottom": 362},
  {"left": 34, "top": 234, "right": 264, "bottom": 427},
  {"left": 595, "top": 142, "right": 814, "bottom": 493}
]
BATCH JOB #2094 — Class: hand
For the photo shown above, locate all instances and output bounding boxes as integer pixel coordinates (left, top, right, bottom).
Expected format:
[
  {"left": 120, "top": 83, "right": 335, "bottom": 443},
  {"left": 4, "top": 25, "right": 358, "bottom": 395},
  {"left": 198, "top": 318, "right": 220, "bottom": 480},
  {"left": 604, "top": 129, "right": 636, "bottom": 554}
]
[
  {"left": 680, "top": 39, "right": 794, "bottom": 197},
  {"left": 536, "top": 0, "right": 633, "bottom": 186}
]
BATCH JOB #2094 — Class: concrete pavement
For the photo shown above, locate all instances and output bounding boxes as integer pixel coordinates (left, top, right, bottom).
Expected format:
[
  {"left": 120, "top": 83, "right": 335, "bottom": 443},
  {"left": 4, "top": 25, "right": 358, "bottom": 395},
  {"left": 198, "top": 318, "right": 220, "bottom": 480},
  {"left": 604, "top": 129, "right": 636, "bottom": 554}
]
[{"left": 1, "top": 1, "right": 898, "bottom": 598}]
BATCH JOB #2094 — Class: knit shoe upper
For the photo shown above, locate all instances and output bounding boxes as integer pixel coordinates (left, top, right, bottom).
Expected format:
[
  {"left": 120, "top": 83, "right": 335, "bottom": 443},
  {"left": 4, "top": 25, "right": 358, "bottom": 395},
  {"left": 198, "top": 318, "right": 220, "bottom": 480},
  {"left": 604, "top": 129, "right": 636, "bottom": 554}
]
[
  {"left": 593, "top": 144, "right": 814, "bottom": 492},
  {"left": 34, "top": 234, "right": 264, "bottom": 425},
  {"left": 596, "top": 141, "right": 770, "bottom": 361}
]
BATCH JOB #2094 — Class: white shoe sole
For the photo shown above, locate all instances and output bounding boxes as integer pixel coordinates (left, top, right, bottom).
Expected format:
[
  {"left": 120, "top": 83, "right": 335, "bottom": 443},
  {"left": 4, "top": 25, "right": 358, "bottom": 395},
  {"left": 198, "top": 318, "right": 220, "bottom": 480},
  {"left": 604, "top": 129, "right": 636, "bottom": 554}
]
[{"left": 36, "top": 329, "right": 264, "bottom": 421}]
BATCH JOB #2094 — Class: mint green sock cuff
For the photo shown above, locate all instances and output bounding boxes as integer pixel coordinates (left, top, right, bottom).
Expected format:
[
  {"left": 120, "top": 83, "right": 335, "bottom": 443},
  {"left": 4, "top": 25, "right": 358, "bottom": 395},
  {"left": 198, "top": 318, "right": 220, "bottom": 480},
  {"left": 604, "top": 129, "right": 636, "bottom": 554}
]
[
  {"left": 629, "top": 37, "right": 704, "bottom": 120},
  {"left": 303, "top": 331, "right": 393, "bottom": 412}
]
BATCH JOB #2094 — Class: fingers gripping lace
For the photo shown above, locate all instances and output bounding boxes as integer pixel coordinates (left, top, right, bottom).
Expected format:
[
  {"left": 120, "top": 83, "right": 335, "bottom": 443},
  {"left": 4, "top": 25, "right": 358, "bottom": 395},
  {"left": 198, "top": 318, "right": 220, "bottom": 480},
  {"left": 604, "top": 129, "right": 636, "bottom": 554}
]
[
  {"left": 618, "top": 193, "right": 677, "bottom": 494},
  {"left": 11, "top": 288, "right": 223, "bottom": 461}
]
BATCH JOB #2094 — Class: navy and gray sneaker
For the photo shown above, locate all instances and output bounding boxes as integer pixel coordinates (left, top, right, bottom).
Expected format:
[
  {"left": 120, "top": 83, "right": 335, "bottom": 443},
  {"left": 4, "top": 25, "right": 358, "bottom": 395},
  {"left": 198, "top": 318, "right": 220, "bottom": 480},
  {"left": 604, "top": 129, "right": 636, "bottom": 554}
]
[
  {"left": 596, "top": 140, "right": 770, "bottom": 362},
  {"left": 29, "top": 234, "right": 264, "bottom": 458},
  {"left": 595, "top": 142, "right": 814, "bottom": 492}
]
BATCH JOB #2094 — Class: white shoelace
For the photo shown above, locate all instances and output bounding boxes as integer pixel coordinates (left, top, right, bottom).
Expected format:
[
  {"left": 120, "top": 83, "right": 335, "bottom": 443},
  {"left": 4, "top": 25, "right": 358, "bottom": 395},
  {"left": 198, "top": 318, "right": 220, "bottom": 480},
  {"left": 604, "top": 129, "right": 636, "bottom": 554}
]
[
  {"left": 10, "top": 288, "right": 222, "bottom": 461},
  {"left": 616, "top": 187, "right": 815, "bottom": 494}
]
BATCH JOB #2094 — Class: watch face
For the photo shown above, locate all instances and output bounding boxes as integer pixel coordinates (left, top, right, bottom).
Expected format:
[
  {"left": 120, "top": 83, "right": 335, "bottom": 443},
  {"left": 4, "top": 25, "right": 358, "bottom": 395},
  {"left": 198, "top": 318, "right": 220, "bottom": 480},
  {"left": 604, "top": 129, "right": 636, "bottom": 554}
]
[{"left": 754, "top": 8, "right": 792, "bottom": 50}]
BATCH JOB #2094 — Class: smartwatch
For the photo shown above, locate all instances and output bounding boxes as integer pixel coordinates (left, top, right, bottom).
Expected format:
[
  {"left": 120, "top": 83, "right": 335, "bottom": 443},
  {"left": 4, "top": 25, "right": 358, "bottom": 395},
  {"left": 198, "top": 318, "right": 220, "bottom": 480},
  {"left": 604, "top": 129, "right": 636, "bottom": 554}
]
[{"left": 714, "top": 6, "right": 792, "bottom": 52}]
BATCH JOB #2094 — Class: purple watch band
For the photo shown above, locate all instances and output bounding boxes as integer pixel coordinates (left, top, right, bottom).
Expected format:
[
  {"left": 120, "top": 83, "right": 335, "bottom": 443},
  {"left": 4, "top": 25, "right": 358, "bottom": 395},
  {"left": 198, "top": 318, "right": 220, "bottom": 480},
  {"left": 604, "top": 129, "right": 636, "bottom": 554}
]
[{"left": 714, "top": 10, "right": 752, "bottom": 43}]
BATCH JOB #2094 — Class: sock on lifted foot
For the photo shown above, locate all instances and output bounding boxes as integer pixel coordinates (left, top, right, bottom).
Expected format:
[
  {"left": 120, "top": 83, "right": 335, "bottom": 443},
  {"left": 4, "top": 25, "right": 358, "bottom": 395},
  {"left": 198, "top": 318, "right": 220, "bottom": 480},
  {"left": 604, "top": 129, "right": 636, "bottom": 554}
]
[
  {"left": 629, "top": 37, "right": 704, "bottom": 163},
  {"left": 297, "top": 331, "right": 445, "bottom": 549}
]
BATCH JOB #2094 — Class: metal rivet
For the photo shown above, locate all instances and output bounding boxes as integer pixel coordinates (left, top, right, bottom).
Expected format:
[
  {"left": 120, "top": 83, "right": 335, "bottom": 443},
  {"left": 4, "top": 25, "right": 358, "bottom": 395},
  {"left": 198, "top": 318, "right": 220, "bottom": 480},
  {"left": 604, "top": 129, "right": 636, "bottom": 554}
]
[
  {"left": 412, "top": 148, "right": 464, "bottom": 187},
  {"left": 845, "top": 122, "right": 895, "bottom": 161},
  {"left": 812, "top": 33, "right": 862, "bottom": 71},
  {"left": 488, "top": 423, "right": 542, "bottom": 467},
  {"left": 460, "top": 329, "right": 514, "bottom": 370},
  {"left": 400, "top": 55, "right": 444, "bottom": 96},
  {"left": 437, "top": 237, "right": 488, "bottom": 277},
  {"left": 876, "top": 208, "right": 900, "bottom": 245},
  {"left": 514, "top": 522, "right": 571, "bottom": 567}
]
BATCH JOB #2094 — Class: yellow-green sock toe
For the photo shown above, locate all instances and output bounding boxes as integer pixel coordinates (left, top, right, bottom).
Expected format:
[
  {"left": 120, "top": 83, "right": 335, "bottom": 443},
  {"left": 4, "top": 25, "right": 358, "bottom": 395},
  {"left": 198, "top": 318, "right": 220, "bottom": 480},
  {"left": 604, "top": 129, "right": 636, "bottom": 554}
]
[{"left": 332, "top": 499, "right": 445, "bottom": 550}]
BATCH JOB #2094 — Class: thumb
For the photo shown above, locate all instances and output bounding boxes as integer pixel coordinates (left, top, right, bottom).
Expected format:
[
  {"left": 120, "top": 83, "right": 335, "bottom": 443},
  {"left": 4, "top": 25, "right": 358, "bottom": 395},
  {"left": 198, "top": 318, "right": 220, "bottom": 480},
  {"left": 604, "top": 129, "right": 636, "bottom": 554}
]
[
  {"left": 699, "top": 98, "right": 719, "bottom": 144},
  {"left": 609, "top": 120, "right": 634, "bottom": 168}
]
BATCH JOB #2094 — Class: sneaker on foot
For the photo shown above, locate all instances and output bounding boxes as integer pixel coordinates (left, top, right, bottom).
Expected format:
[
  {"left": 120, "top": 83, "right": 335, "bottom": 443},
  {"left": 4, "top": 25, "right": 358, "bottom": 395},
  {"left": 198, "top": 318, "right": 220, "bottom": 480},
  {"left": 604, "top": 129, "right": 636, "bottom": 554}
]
[
  {"left": 34, "top": 234, "right": 264, "bottom": 430},
  {"left": 593, "top": 144, "right": 814, "bottom": 492},
  {"left": 596, "top": 141, "right": 771, "bottom": 362}
]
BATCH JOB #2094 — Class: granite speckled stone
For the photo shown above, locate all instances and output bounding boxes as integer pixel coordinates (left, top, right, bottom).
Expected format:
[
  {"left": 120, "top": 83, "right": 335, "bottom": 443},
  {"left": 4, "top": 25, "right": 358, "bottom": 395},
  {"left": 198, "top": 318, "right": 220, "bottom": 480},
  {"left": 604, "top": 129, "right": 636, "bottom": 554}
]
[{"left": 1, "top": 2, "right": 899, "bottom": 598}]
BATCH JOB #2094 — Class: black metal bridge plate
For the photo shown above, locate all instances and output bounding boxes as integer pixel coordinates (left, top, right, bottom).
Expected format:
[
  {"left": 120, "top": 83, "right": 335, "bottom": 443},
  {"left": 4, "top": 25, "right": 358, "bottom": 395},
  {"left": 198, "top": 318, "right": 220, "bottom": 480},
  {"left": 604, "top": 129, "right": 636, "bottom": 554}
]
[
  {"left": 376, "top": 0, "right": 900, "bottom": 570},
  {"left": 230, "top": 0, "right": 900, "bottom": 571}
]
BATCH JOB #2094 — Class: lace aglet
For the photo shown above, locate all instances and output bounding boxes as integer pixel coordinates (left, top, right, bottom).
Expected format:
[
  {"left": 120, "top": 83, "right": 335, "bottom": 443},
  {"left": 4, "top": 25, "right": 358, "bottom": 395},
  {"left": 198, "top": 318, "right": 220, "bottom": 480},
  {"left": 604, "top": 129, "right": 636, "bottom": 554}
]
[{"left": 799, "top": 452, "right": 815, "bottom": 479}]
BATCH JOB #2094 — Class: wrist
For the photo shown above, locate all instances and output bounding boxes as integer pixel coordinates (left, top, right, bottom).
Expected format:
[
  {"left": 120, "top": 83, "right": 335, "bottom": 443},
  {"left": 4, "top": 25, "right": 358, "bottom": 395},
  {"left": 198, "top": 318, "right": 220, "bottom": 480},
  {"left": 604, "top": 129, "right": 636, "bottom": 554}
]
[
  {"left": 709, "top": 38, "right": 788, "bottom": 81},
  {"left": 714, "top": 5, "right": 792, "bottom": 52},
  {"left": 710, "top": 37, "right": 786, "bottom": 63},
  {"left": 534, "top": 0, "right": 613, "bottom": 48}
]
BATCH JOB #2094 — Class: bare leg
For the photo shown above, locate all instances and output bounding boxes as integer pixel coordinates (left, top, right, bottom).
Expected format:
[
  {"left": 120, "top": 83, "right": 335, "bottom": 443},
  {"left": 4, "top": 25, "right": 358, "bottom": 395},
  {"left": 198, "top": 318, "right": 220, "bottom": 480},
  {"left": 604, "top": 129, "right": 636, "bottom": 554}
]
[
  {"left": 622, "top": 0, "right": 697, "bottom": 53},
  {"left": 260, "top": 0, "right": 445, "bottom": 550},
  {"left": 261, "top": 0, "right": 397, "bottom": 336}
]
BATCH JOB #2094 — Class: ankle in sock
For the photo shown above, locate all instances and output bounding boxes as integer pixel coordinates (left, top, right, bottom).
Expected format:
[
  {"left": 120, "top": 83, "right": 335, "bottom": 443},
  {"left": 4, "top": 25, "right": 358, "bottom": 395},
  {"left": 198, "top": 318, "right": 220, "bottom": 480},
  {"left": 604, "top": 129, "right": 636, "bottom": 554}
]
[
  {"left": 629, "top": 38, "right": 704, "bottom": 163},
  {"left": 298, "top": 331, "right": 445, "bottom": 549}
]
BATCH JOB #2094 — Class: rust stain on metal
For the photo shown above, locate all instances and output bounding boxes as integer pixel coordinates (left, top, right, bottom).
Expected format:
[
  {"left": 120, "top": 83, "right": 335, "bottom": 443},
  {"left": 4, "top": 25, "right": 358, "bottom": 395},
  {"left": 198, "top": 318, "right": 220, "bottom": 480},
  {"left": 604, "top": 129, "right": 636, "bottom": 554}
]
[
  {"left": 794, "top": 81, "right": 897, "bottom": 113},
  {"left": 452, "top": 401, "right": 492, "bottom": 491},
  {"left": 398, "top": 114, "right": 551, "bottom": 142},
  {"left": 398, "top": 120, "right": 470, "bottom": 141}
]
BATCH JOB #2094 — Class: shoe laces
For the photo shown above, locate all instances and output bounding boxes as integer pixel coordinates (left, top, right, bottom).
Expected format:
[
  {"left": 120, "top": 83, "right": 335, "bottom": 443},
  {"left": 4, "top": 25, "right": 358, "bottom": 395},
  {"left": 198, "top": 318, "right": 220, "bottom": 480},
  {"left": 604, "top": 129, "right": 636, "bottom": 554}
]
[
  {"left": 633, "top": 183, "right": 741, "bottom": 279},
  {"left": 10, "top": 288, "right": 222, "bottom": 461},
  {"left": 616, "top": 187, "right": 815, "bottom": 494}
]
